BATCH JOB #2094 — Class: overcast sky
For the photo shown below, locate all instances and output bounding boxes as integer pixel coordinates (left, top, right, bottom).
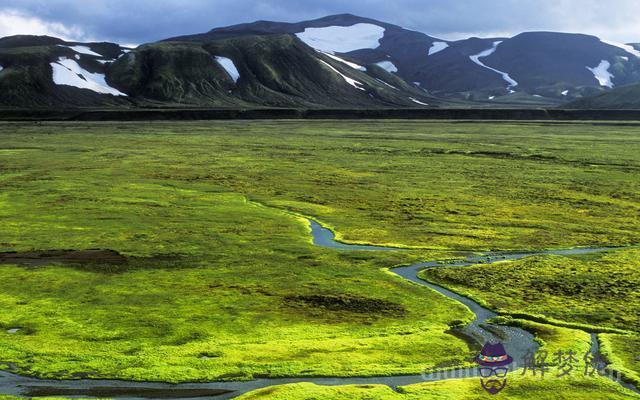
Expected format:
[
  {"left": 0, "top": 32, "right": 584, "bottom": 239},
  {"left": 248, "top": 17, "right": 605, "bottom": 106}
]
[{"left": 1, "top": 0, "right": 639, "bottom": 45}]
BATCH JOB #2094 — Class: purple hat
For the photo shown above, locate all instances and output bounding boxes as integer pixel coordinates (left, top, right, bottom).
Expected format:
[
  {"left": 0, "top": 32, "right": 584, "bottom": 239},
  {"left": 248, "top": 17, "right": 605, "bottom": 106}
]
[{"left": 476, "top": 343, "right": 513, "bottom": 367}]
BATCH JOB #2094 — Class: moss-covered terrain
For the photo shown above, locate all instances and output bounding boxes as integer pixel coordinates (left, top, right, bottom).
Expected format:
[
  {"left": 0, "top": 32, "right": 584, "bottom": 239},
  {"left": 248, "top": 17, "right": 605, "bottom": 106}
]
[
  {"left": 0, "top": 188, "right": 470, "bottom": 381},
  {"left": 600, "top": 334, "right": 640, "bottom": 387},
  {"left": 237, "top": 377, "right": 638, "bottom": 399},
  {"left": 422, "top": 248, "right": 640, "bottom": 386},
  {"left": 0, "top": 120, "right": 638, "bottom": 399},
  {"left": 423, "top": 249, "right": 640, "bottom": 331}
]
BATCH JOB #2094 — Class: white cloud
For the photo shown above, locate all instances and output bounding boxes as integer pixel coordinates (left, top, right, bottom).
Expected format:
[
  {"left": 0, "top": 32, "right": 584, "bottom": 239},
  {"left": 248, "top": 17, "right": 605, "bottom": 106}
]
[
  {"left": 2, "top": 0, "right": 640, "bottom": 44},
  {"left": 399, "top": 0, "right": 640, "bottom": 43},
  {"left": 0, "top": 9, "right": 85, "bottom": 41}
]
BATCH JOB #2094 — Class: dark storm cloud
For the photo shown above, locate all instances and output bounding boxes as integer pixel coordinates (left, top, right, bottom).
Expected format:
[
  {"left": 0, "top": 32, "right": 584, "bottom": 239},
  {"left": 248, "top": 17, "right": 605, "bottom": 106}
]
[{"left": 1, "top": 0, "right": 639, "bottom": 44}]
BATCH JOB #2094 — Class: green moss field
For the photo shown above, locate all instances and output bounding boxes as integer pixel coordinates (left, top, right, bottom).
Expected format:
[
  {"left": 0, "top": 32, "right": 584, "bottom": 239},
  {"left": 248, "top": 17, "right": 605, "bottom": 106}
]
[{"left": 0, "top": 120, "right": 638, "bottom": 398}]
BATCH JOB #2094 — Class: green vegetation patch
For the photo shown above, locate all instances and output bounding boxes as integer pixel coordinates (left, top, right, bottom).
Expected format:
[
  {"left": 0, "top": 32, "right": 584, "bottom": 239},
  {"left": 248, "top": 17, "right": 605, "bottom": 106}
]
[
  {"left": 600, "top": 334, "right": 640, "bottom": 387},
  {"left": 423, "top": 248, "right": 640, "bottom": 332},
  {"left": 0, "top": 120, "right": 638, "bottom": 390},
  {"left": 0, "top": 124, "right": 478, "bottom": 381},
  {"left": 237, "top": 376, "right": 639, "bottom": 399},
  {"left": 3, "top": 120, "right": 639, "bottom": 251}
]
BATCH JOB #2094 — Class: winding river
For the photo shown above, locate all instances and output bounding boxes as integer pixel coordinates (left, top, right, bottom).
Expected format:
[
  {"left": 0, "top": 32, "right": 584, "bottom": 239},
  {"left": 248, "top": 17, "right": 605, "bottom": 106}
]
[{"left": 0, "top": 218, "right": 636, "bottom": 399}]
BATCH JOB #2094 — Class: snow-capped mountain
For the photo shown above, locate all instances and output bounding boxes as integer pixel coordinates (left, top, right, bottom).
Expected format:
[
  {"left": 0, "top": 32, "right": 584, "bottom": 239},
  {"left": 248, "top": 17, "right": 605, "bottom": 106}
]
[
  {"left": 172, "top": 14, "right": 640, "bottom": 103},
  {"left": 1, "top": 13, "right": 640, "bottom": 108},
  {"left": 0, "top": 21, "right": 437, "bottom": 108},
  {"left": 171, "top": 14, "right": 446, "bottom": 94},
  {"left": 0, "top": 35, "right": 131, "bottom": 107}
]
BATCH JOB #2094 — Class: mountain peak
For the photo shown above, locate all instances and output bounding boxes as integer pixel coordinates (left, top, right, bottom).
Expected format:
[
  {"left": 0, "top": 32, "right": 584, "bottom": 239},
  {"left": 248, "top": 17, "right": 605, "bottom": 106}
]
[
  {"left": 2, "top": 14, "right": 639, "bottom": 109},
  {"left": 168, "top": 13, "right": 395, "bottom": 43},
  {"left": 298, "top": 13, "right": 397, "bottom": 30},
  {"left": 304, "top": 13, "right": 372, "bottom": 23},
  {"left": 0, "top": 34, "right": 66, "bottom": 48}
]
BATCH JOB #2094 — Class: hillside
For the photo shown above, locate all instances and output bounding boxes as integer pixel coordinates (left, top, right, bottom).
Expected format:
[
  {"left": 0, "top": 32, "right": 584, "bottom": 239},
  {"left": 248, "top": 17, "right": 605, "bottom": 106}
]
[
  {"left": 567, "top": 82, "right": 640, "bottom": 109},
  {"left": 0, "top": 31, "right": 437, "bottom": 108},
  {"left": 168, "top": 14, "right": 640, "bottom": 105},
  {"left": 0, "top": 35, "right": 131, "bottom": 107},
  {"left": 1, "top": 14, "right": 640, "bottom": 109}
]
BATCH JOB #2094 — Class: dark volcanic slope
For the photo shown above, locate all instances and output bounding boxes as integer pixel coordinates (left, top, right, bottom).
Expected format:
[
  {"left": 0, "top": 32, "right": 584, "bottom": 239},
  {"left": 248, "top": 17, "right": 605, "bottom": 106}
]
[
  {"left": 107, "top": 41, "right": 243, "bottom": 106},
  {"left": 0, "top": 31, "right": 437, "bottom": 108},
  {"left": 109, "top": 34, "right": 437, "bottom": 108},
  {"left": 567, "top": 82, "right": 640, "bottom": 109},
  {"left": 170, "top": 14, "right": 640, "bottom": 103},
  {"left": 170, "top": 14, "right": 426, "bottom": 42},
  {"left": 485, "top": 32, "right": 640, "bottom": 91},
  {"left": 2, "top": 14, "right": 640, "bottom": 108},
  {"left": 0, "top": 35, "right": 130, "bottom": 107},
  {"left": 169, "top": 14, "right": 446, "bottom": 94},
  {"left": 408, "top": 37, "right": 507, "bottom": 93}
]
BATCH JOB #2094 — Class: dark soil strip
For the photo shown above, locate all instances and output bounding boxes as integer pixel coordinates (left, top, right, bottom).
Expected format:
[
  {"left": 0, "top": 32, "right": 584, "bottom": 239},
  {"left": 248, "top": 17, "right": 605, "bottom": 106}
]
[
  {"left": 1, "top": 108, "right": 640, "bottom": 121},
  {"left": 0, "top": 249, "right": 128, "bottom": 266},
  {"left": 0, "top": 249, "right": 180, "bottom": 272},
  {"left": 22, "top": 387, "right": 232, "bottom": 398}
]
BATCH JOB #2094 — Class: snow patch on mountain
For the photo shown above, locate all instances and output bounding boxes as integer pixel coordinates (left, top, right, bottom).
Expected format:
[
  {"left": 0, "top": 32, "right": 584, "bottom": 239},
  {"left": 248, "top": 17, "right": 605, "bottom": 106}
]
[
  {"left": 322, "top": 52, "right": 366, "bottom": 71},
  {"left": 428, "top": 42, "right": 449, "bottom": 56},
  {"left": 600, "top": 39, "right": 640, "bottom": 58},
  {"left": 375, "top": 78, "right": 397, "bottom": 89},
  {"left": 469, "top": 41, "right": 519, "bottom": 88},
  {"left": 319, "top": 59, "right": 365, "bottom": 91},
  {"left": 375, "top": 61, "right": 397, "bottom": 73},
  {"left": 296, "top": 24, "right": 385, "bottom": 53},
  {"left": 215, "top": 56, "right": 240, "bottom": 82},
  {"left": 409, "top": 97, "right": 428, "bottom": 105},
  {"left": 50, "top": 57, "right": 127, "bottom": 96},
  {"left": 587, "top": 60, "right": 614, "bottom": 88},
  {"left": 59, "top": 45, "right": 102, "bottom": 57}
]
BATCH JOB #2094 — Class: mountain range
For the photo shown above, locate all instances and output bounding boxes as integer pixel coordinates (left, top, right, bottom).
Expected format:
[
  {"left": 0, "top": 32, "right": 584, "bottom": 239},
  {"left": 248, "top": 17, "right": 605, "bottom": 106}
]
[{"left": 1, "top": 13, "right": 639, "bottom": 109}]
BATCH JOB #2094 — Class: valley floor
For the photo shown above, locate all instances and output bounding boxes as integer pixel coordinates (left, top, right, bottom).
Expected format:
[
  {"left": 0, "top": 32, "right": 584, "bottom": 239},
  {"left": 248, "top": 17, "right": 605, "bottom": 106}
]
[{"left": 0, "top": 120, "right": 638, "bottom": 398}]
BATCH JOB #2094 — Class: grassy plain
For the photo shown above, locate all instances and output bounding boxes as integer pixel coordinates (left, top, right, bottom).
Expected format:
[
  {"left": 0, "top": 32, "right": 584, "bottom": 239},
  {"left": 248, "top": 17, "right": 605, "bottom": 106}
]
[
  {"left": 3, "top": 120, "right": 639, "bottom": 251},
  {"left": 0, "top": 120, "right": 638, "bottom": 398},
  {"left": 600, "top": 334, "right": 640, "bottom": 387},
  {"left": 0, "top": 189, "right": 471, "bottom": 381},
  {"left": 237, "top": 376, "right": 638, "bottom": 399},
  {"left": 423, "top": 249, "right": 640, "bottom": 331},
  {"left": 422, "top": 247, "right": 640, "bottom": 385}
]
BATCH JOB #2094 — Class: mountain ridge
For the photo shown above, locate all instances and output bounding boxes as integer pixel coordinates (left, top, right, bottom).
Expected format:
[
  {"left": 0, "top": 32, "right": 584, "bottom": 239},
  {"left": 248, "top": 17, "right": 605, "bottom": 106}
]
[{"left": 0, "top": 14, "right": 639, "bottom": 109}]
